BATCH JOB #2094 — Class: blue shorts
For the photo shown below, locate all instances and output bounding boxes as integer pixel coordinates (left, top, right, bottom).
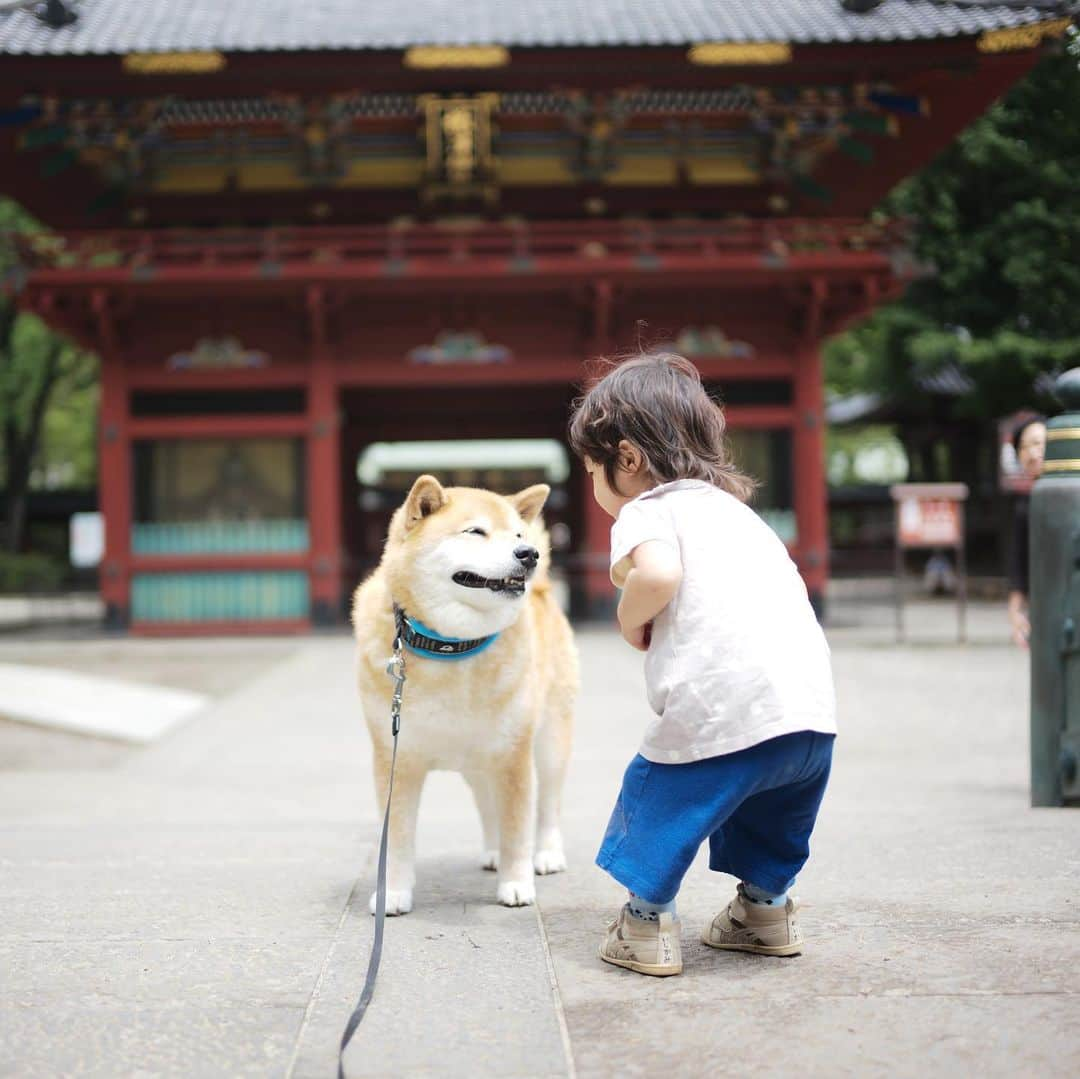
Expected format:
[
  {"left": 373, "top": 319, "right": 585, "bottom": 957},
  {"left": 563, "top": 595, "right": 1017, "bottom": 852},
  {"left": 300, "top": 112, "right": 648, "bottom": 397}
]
[{"left": 596, "top": 731, "right": 835, "bottom": 904}]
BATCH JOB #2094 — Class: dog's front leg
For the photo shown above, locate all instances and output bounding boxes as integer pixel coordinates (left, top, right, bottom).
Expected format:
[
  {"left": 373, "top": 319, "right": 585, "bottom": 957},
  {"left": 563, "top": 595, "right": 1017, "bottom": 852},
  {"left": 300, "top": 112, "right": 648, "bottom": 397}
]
[
  {"left": 368, "top": 744, "right": 425, "bottom": 916},
  {"left": 464, "top": 771, "right": 500, "bottom": 871},
  {"left": 494, "top": 737, "right": 536, "bottom": 907}
]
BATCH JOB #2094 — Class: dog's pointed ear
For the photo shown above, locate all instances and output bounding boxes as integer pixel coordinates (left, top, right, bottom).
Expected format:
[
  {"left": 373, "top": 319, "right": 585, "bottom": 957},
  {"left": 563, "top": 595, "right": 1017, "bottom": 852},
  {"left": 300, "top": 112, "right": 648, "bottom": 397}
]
[
  {"left": 510, "top": 484, "right": 550, "bottom": 524},
  {"left": 404, "top": 475, "right": 447, "bottom": 530}
]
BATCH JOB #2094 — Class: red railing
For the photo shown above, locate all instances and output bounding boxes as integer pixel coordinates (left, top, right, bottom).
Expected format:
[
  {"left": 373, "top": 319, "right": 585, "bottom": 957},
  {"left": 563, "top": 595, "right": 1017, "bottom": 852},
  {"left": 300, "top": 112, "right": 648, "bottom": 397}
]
[{"left": 5, "top": 217, "right": 907, "bottom": 280}]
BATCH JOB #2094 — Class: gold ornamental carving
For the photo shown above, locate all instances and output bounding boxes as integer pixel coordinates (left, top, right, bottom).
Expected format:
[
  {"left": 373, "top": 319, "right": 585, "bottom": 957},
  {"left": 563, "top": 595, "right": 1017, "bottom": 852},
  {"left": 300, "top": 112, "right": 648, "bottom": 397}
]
[
  {"left": 123, "top": 52, "right": 227, "bottom": 75},
  {"left": 404, "top": 46, "right": 510, "bottom": 69},
  {"left": 688, "top": 42, "right": 792, "bottom": 66},
  {"left": 976, "top": 19, "right": 1072, "bottom": 54}
]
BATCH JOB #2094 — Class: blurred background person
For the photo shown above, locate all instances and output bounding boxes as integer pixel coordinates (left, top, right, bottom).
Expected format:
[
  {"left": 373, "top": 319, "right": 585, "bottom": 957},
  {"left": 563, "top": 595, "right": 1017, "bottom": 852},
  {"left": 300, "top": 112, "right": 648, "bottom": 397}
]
[{"left": 1007, "top": 414, "right": 1047, "bottom": 648}]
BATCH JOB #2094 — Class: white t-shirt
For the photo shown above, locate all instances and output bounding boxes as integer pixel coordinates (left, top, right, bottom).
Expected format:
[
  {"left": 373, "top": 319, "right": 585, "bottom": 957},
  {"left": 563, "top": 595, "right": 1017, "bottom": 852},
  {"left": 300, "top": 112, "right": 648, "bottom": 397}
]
[{"left": 610, "top": 479, "right": 836, "bottom": 764}]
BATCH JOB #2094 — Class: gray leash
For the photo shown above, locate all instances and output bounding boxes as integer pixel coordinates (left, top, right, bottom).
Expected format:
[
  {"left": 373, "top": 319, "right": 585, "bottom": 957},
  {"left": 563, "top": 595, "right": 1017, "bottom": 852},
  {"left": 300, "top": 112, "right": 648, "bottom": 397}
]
[{"left": 338, "top": 616, "right": 407, "bottom": 1079}]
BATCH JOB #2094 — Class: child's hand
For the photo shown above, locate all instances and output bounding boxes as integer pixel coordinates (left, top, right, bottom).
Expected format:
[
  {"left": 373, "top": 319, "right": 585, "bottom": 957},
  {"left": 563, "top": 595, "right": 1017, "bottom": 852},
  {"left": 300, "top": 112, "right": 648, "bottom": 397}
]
[{"left": 621, "top": 620, "right": 652, "bottom": 651}]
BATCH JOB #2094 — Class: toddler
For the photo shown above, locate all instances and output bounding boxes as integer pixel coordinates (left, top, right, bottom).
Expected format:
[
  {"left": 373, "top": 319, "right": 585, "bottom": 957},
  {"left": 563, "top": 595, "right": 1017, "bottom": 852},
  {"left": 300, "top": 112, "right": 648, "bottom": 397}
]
[{"left": 568, "top": 352, "right": 836, "bottom": 976}]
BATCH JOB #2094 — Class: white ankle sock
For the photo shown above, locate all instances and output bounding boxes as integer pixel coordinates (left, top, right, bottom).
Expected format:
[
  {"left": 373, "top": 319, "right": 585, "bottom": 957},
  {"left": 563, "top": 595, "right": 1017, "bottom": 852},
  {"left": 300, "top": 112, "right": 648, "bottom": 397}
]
[{"left": 742, "top": 881, "right": 788, "bottom": 907}]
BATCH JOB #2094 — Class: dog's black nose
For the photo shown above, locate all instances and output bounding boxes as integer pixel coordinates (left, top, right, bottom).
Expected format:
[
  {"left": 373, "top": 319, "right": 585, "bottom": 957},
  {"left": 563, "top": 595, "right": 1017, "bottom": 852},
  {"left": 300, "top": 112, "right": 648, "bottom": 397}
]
[{"left": 514, "top": 544, "right": 539, "bottom": 568}]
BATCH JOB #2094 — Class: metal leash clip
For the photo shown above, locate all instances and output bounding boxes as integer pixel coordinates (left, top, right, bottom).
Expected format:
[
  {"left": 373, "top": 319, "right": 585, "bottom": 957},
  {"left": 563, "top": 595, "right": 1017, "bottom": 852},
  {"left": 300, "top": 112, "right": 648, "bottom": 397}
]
[{"left": 386, "top": 633, "right": 406, "bottom": 737}]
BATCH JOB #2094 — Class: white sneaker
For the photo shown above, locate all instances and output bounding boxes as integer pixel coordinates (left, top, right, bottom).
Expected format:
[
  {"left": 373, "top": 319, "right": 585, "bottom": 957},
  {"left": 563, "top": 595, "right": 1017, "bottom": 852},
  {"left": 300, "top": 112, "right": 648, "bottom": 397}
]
[
  {"left": 598, "top": 904, "right": 682, "bottom": 977},
  {"left": 702, "top": 884, "right": 802, "bottom": 957}
]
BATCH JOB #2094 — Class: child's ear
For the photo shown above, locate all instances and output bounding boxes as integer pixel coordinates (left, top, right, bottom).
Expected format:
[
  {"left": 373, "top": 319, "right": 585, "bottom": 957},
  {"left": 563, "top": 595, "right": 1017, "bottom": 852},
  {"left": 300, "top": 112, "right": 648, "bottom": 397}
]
[
  {"left": 509, "top": 484, "right": 550, "bottom": 523},
  {"left": 403, "top": 475, "right": 447, "bottom": 530},
  {"left": 617, "top": 440, "right": 644, "bottom": 475}
]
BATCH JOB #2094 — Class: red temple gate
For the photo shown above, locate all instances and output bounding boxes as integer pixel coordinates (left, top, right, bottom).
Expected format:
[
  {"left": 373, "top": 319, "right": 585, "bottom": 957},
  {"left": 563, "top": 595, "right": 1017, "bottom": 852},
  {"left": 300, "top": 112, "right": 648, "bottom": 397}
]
[{"left": 0, "top": 1, "right": 1064, "bottom": 630}]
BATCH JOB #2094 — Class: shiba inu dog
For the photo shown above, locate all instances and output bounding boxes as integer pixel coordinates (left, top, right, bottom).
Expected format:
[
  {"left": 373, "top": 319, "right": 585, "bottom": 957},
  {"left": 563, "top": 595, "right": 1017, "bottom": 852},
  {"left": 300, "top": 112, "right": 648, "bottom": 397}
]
[{"left": 351, "top": 475, "right": 578, "bottom": 913}]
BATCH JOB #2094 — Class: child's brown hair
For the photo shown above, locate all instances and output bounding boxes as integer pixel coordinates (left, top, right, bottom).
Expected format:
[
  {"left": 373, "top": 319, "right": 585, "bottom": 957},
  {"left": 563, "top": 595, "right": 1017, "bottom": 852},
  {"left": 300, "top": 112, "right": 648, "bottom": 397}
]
[{"left": 568, "top": 352, "right": 754, "bottom": 502}]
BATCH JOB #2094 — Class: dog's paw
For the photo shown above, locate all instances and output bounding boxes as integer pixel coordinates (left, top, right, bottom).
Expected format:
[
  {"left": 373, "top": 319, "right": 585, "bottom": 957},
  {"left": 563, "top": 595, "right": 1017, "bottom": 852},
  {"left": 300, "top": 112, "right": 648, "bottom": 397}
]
[
  {"left": 481, "top": 850, "right": 499, "bottom": 872},
  {"left": 369, "top": 888, "right": 413, "bottom": 916},
  {"left": 533, "top": 848, "right": 567, "bottom": 875},
  {"left": 497, "top": 880, "right": 536, "bottom": 907}
]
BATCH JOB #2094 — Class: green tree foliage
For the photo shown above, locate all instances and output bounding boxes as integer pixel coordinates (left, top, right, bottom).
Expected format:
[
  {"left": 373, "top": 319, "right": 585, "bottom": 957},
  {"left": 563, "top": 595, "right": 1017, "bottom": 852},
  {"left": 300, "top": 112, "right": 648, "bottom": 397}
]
[
  {"left": 827, "top": 37, "right": 1080, "bottom": 421},
  {"left": 0, "top": 197, "right": 98, "bottom": 554}
]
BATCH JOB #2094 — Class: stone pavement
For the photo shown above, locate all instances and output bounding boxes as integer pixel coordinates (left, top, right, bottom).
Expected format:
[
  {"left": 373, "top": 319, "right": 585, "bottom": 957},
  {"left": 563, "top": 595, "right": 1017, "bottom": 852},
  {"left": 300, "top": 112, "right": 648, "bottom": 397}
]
[{"left": 1, "top": 598, "right": 1078, "bottom": 1078}]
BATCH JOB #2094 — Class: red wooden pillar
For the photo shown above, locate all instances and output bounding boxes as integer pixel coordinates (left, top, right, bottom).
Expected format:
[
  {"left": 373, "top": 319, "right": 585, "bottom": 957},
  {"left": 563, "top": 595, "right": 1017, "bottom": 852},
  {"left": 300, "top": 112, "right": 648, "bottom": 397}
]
[
  {"left": 306, "top": 287, "right": 343, "bottom": 625},
  {"left": 582, "top": 485, "right": 615, "bottom": 618},
  {"left": 94, "top": 290, "right": 132, "bottom": 628},
  {"left": 793, "top": 281, "right": 829, "bottom": 615},
  {"left": 580, "top": 278, "right": 617, "bottom": 618}
]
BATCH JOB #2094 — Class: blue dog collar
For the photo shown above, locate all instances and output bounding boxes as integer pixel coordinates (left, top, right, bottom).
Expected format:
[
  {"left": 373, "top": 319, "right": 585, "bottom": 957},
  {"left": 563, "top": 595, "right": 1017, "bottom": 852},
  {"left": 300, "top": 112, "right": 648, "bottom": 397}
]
[{"left": 395, "top": 606, "right": 499, "bottom": 661}]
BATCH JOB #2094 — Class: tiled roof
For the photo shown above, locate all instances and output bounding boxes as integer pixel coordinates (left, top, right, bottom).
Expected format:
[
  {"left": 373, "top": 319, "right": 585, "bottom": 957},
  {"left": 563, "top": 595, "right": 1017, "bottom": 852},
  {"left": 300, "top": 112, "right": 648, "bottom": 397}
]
[
  {"left": 916, "top": 363, "right": 977, "bottom": 396},
  {"left": 825, "top": 361, "right": 978, "bottom": 423},
  {"left": 0, "top": 1, "right": 1068, "bottom": 56}
]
